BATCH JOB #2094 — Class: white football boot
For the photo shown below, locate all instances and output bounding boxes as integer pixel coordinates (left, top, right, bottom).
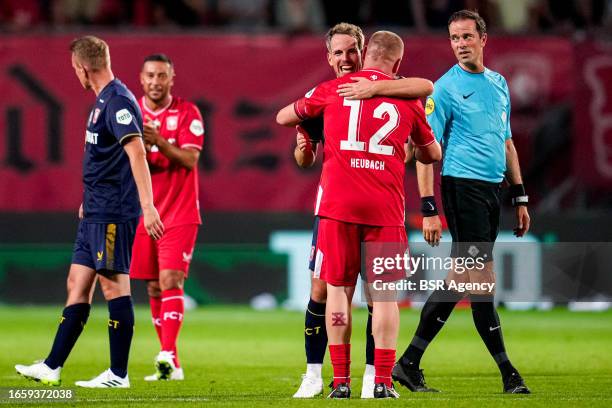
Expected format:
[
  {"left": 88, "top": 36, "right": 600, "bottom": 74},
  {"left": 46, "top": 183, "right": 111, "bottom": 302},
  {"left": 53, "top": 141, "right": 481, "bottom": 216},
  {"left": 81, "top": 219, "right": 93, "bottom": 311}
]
[
  {"left": 153, "top": 351, "right": 177, "bottom": 380},
  {"left": 144, "top": 367, "right": 184, "bottom": 381},
  {"left": 360, "top": 364, "right": 376, "bottom": 398},
  {"left": 293, "top": 373, "right": 324, "bottom": 398},
  {"left": 15, "top": 361, "right": 61, "bottom": 386},
  {"left": 75, "top": 368, "right": 129, "bottom": 388}
]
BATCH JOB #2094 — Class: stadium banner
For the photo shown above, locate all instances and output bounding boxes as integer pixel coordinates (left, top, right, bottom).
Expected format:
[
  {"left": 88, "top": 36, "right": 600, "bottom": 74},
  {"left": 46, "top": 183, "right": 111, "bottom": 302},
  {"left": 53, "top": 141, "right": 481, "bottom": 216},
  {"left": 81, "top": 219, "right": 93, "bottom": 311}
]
[
  {"left": 574, "top": 40, "right": 612, "bottom": 188},
  {"left": 0, "top": 35, "right": 573, "bottom": 212}
]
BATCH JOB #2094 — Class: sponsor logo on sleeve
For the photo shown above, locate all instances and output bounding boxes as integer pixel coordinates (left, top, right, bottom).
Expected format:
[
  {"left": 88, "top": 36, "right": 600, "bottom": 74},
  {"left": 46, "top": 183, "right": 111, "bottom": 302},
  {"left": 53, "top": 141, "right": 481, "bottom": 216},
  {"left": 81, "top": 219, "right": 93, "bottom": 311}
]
[
  {"left": 425, "top": 97, "right": 435, "bottom": 115},
  {"left": 305, "top": 87, "right": 316, "bottom": 98},
  {"left": 116, "top": 109, "right": 133, "bottom": 125},
  {"left": 189, "top": 119, "right": 204, "bottom": 136}
]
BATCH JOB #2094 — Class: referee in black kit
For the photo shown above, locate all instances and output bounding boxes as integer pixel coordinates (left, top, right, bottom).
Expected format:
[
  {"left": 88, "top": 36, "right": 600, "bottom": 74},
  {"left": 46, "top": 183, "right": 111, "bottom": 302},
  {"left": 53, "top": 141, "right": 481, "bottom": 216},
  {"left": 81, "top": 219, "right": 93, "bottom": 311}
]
[{"left": 392, "top": 10, "right": 531, "bottom": 394}]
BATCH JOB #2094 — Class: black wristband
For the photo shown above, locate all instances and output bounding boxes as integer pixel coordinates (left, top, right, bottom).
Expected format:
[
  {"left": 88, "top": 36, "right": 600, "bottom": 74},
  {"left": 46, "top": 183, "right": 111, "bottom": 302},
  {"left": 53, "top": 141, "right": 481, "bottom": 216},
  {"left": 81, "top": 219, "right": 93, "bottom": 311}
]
[
  {"left": 509, "top": 184, "right": 528, "bottom": 207},
  {"left": 421, "top": 196, "right": 438, "bottom": 217}
]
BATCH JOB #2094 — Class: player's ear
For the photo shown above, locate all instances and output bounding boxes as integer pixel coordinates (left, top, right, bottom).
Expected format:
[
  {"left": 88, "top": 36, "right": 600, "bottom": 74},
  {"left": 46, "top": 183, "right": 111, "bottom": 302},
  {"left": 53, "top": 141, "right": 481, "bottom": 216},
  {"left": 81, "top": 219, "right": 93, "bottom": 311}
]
[
  {"left": 169, "top": 68, "right": 175, "bottom": 87},
  {"left": 75, "top": 60, "right": 85, "bottom": 74},
  {"left": 481, "top": 33, "right": 487, "bottom": 47},
  {"left": 362, "top": 46, "right": 367, "bottom": 62},
  {"left": 392, "top": 58, "right": 401, "bottom": 75},
  {"left": 326, "top": 51, "right": 333, "bottom": 68},
  {"left": 81, "top": 64, "right": 90, "bottom": 81}
]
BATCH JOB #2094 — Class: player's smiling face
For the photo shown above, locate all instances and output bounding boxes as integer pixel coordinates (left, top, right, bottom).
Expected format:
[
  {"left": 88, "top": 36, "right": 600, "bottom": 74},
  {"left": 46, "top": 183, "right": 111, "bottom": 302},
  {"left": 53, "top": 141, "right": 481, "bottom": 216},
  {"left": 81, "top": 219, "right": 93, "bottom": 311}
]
[
  {"left": 327, "top": 34, "right": 362, "bottom": 78},
  {"left": 449, "top": 19, "right": 487, "bottom": 72},
  {"left": 140, "top": 61, "right": 174, "bottom": 106}
]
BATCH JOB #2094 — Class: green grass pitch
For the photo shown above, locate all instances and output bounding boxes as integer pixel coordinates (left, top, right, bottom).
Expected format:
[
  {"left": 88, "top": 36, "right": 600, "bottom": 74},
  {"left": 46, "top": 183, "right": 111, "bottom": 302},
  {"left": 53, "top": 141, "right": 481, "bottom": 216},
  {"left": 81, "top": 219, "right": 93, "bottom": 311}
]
[{"left": 1, "top": 306, "right": 611, "bottom": 407}]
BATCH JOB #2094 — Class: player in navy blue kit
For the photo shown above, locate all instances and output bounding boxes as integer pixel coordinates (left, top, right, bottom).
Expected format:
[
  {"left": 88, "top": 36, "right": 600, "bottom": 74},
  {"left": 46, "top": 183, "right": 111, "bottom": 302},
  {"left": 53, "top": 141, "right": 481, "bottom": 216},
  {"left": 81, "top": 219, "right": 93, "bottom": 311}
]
[{"left": 15, "top": 36, "right": 164, "bottom": 388}]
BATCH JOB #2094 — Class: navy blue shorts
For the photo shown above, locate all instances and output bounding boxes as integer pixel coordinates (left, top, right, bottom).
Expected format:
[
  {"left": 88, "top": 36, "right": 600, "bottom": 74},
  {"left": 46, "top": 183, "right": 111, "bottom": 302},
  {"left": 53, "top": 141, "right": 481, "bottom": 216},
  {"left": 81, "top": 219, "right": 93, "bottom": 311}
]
[
  {"left": 308, "top": 216, "right": 320, "bottom": 272},
  {"left": 71, "top": 218, "right": 139, "bottom": 275}
]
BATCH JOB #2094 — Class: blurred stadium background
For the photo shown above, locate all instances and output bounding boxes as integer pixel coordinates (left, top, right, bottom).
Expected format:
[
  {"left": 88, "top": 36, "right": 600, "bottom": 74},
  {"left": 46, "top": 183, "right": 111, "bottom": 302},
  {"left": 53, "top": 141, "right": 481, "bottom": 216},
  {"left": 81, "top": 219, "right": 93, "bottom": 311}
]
[
  {"left": 1, "top": 0, "right": 611, "bottom": 307},
  {"left": 0, "top": 0, "right": 611, "bottom": 404}
]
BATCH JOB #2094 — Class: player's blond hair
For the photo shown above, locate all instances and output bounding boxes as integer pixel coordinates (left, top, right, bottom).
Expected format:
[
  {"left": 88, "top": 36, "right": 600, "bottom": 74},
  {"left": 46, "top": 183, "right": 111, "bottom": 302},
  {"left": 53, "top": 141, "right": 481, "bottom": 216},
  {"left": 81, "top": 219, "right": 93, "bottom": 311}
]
[
  {"left": 325, "top": 23, "right": 365, "bottom": 52},
  {"left": 70, "top": 36, "right": 110, "bottom": 71},
  {"left": 366, "top": 31, "right": 404, "bottom": 63}
]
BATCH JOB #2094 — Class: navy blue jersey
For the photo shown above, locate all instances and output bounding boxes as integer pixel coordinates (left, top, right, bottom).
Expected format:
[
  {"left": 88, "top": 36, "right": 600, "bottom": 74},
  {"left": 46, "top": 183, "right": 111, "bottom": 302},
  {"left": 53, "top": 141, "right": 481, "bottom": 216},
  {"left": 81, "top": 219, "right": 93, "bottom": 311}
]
[{"left": 83, "top": 79, "right": 142, "bottom": 222}]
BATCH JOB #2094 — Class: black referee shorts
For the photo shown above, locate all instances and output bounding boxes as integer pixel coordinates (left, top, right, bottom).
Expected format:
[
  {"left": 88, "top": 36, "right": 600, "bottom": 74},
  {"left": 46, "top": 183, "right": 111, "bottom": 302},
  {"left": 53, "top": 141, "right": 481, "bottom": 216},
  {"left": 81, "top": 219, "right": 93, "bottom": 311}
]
[{"left": 441, "top": 176, "right": 502, "bottom": 262}]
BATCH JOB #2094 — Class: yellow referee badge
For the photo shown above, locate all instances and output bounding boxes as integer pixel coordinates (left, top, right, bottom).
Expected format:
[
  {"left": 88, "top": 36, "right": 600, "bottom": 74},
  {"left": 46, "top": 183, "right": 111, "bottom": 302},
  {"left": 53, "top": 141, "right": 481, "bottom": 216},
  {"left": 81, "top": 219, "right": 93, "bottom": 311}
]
[{"left": 425, "top": 97, "right": 435, "bottom": 115}]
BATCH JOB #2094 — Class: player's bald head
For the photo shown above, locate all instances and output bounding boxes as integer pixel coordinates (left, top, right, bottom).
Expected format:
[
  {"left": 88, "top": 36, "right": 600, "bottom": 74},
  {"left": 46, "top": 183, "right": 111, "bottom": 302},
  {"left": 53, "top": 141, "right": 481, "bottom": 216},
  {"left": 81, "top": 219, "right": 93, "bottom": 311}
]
[
  {"left": 70, "top": 36, "right": 110, "bottom": 71},
  {"left": 365, "top": 31, "right": 404, "bottom": 64}
]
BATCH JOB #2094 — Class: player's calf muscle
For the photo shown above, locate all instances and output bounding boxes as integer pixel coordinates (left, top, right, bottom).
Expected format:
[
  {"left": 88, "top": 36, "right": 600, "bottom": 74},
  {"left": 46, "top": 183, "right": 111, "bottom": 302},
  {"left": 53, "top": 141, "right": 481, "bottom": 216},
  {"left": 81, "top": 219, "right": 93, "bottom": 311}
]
[{"left": 310, "top": 277, "right": 327, "bottom": 302}]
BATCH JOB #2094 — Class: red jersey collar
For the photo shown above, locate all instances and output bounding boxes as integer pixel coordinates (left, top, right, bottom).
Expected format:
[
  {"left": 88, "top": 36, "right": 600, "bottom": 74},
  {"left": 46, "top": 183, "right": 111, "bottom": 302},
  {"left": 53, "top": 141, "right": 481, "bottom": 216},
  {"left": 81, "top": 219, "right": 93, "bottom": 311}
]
[
  {"left": 360, "top": 69, "right": 393, "bottom": 79},
  {"left": 141, "top": 96, "right": 173, "bottom": 116}
]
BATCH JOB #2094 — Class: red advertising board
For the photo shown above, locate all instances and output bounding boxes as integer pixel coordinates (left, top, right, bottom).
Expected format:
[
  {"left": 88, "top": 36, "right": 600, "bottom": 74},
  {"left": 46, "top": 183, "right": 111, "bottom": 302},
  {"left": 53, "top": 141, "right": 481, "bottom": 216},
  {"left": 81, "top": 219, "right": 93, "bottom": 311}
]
[
  {"left": 0, "top": 35, "right": 578, "bottom": 212},
  {"left": 574, "top": 40, "right": 612, "bottom": 188}
]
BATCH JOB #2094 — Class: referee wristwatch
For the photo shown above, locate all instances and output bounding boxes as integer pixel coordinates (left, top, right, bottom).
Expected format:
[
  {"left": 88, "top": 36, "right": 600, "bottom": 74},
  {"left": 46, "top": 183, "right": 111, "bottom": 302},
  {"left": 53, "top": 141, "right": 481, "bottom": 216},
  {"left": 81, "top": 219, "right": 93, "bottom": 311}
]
[{"left": 509, "top": 184, "right": 529, "bottom": 207}]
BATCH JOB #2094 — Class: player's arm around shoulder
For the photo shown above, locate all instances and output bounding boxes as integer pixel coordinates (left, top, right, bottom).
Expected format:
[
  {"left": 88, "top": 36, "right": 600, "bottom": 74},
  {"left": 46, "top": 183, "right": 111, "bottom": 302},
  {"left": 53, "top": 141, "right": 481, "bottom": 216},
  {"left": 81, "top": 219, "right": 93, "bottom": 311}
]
[
  {"left": 277, "top": 80, "right": 333, "bottom": 127},
  {"left": 337, "top": 76, "right": 433, "bottom": 100},
  {"left": 277, "top": 103, "right": 302, "bottom": 127}
]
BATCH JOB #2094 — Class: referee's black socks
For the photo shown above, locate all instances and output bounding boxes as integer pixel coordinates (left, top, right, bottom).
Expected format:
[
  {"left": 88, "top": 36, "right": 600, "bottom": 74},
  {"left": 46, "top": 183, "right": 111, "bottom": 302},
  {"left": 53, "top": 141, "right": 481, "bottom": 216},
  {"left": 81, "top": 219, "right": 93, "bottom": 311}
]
[
  {"left": 400, "top": 286, "right": 463, "bottom": 368},
  {"left": 470, "top": 294, "right": 516, "bottom": 378}
]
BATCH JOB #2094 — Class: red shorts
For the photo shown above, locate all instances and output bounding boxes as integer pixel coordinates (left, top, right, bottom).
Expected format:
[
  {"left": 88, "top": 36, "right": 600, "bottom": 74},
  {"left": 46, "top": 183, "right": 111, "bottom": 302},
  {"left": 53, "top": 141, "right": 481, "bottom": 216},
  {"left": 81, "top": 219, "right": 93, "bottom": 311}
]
[
  {"left": 130, "top": 223, "right": 199, "bottom": 280},
  {"left": 313, "top": 217, "right": 408, "bottom": 287}
]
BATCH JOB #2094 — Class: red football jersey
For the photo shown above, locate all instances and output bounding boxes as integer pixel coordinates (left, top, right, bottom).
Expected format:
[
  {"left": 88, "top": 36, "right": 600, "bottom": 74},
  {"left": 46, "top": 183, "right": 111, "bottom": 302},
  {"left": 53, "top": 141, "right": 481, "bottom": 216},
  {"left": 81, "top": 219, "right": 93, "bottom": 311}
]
[
  {"left": 294, "top": 69, "right": 435, "bottom": 227},
  {"left": 138, "top": 96, "right": 204, "bottom": 227}
]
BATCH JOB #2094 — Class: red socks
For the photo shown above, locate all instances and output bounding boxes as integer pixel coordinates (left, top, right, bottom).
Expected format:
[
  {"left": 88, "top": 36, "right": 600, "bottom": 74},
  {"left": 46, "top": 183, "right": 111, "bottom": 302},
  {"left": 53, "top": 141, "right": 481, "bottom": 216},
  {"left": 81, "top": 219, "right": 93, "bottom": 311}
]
[
  {"left": 159, "top": 288, "right": 185, "bottom": 368},
  {"left": 329, "top": 344, "right": 351, "bottom": 387},
  {"left": 149, "top": 296, "right": 163, "bottom": 343},
  {"left": 374, "top": 348, "right": 395, "bottom": 387}
]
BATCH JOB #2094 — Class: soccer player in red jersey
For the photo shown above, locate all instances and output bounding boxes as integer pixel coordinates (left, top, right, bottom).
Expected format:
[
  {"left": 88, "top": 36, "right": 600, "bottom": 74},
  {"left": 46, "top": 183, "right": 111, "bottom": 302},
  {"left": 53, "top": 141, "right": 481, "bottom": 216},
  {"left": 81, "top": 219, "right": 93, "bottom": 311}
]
[
  {"left": 129, "top": 54, "right": 204, "bottom": 381},
  {"left": 278, "top": 31, "right": 442, "bottom": 399},
  {"left": 292, "top": 23, "right": 435, "bottom": 399}
]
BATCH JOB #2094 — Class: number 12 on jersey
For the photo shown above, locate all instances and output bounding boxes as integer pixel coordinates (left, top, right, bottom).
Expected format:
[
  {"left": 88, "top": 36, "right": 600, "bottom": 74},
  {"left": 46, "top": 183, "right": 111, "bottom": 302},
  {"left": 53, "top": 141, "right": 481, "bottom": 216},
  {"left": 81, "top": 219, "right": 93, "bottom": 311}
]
[{"left": 340, "top": 99, "right": 399, "bottom": 156}]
